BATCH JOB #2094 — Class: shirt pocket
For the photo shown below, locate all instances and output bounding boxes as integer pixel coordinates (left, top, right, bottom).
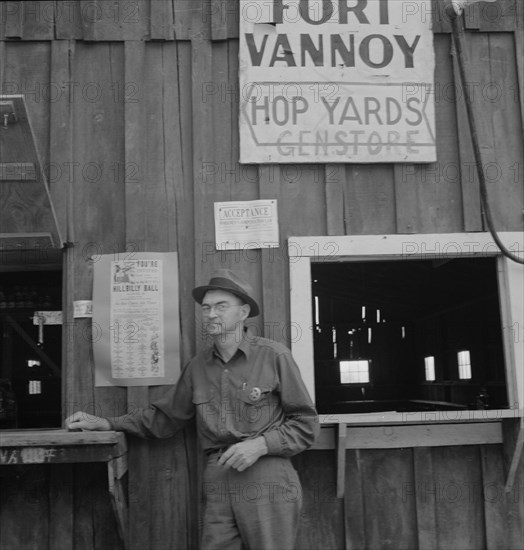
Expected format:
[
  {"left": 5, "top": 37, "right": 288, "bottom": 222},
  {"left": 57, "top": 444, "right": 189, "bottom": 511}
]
[
  {"left": 192, "top": 390, "right": 218, "bottom": 427},
  {"left": 236, "top": 385, "right": 274, "bottom": 432}
]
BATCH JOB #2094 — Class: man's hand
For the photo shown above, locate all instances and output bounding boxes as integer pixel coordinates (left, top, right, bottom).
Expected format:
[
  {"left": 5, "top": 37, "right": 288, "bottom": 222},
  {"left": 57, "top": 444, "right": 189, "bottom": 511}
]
[
  {"left": 218, "top": 437, "right": 268, "bottom": 472},
  {"left": 65, "top": 411, "right": 111, "bottom": 432}
]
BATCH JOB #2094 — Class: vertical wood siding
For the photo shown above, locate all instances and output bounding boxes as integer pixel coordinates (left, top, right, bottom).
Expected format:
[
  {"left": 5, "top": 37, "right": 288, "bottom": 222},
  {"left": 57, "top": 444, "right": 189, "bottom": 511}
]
[{"left": 1, "top": 1, "right": 522, "bottom": 548}]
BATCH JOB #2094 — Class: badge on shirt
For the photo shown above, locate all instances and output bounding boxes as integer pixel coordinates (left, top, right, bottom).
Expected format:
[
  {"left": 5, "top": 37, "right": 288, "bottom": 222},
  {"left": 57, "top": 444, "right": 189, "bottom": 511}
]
[{"left": 248, "top": 387, "right": 262, "bottom": 402}]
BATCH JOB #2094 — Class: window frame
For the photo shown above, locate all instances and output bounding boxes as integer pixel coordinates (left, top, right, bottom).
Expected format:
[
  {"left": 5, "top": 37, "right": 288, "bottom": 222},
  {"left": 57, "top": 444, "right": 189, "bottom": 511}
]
[{"left": 289, "top": 232, "right": 524, "bottom": 424}]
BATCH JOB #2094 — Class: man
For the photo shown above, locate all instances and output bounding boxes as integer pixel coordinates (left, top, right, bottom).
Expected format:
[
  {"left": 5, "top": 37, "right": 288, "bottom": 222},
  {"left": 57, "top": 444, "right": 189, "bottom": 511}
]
[{"left": 67, "top": 269, "right": 319, "bottom": 550}]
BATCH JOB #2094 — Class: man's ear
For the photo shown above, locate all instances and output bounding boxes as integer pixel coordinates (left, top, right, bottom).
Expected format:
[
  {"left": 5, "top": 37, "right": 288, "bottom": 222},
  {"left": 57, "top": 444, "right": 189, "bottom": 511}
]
[{"left": 240, "top": 303, "right": 251, "bottom": 320}]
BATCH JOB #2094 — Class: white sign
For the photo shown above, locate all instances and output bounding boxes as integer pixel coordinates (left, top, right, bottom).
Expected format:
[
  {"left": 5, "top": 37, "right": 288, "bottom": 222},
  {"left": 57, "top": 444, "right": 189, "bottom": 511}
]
[
  {"left": 239, "top": 0, "right": 436, "bottom": 163},
  {"left": 215, "top": 199, "right": 279, "bottom": 250}
]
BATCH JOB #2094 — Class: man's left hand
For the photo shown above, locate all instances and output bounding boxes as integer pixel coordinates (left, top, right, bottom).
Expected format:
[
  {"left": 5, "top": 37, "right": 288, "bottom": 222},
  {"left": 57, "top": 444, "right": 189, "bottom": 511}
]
[{"left": 218, "top": 437, "right": 268, "bottom": 471}]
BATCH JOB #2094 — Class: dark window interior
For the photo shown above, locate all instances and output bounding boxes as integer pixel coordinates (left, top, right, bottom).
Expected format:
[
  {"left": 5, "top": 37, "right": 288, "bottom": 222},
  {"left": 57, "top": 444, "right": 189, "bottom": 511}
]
[
  {"left": 0, "top": 270, "right": 62, "bottom": 429},
  {"left": 312, "top": 257, "right": 508, "bottom": 414}
]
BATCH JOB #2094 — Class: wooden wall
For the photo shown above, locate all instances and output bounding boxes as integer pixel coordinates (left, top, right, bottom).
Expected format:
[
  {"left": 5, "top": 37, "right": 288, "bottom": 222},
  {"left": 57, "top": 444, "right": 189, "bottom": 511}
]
[{"left": 0, "top": 1, "right": 523, "bottom": 548}]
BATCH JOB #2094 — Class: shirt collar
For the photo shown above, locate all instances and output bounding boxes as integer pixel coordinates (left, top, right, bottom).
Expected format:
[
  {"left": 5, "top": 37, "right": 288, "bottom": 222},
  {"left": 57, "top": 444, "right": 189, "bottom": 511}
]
[{"left": 208, "top": 334, "right": 252, "bottom": 362}]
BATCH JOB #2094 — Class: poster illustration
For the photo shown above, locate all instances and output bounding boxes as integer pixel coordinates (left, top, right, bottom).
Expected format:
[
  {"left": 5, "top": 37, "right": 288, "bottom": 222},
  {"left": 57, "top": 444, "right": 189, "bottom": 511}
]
[
  {"left": 239, "top": 0, "right": 436, "bottom": 163},
  {"left": 93, "top": 252, "right": 180, "bottom": 387}
]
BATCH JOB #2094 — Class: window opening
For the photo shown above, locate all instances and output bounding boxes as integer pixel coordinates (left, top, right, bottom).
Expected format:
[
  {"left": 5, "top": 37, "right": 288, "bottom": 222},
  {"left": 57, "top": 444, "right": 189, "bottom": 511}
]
[
  {"left": 340, "top": 360, "right": 370, "bottom": 384},
  {"left": 458, "top": 350, "right": 472, "bottom": 380},
  {"left": 312, "top": 256, "right": 507, "bottom": 414},
  {"left": 0, "top": 270, "right": 62, "bottom": 429},
  {"left": 425, "top": 356, "right": 436, "bottom": 382}
]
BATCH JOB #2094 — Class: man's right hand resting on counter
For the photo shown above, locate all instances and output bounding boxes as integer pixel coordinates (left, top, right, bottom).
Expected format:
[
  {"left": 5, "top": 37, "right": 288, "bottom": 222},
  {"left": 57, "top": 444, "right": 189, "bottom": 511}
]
[{"left": 65, "top": 411, "right": 111, "bottom": 431}]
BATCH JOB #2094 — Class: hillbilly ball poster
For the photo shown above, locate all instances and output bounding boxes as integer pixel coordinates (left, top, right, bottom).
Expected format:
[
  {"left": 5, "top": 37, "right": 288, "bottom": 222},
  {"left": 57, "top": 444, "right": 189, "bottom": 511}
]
[
  {"left": 239, "top": 0, "right": 437, "bottom": 163},
  {"left": 93, "top": 252, "right": 180, "bottom": 387}
]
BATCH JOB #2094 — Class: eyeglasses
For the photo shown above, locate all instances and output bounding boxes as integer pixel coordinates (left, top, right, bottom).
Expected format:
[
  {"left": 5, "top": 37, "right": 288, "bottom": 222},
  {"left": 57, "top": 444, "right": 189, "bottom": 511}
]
[{"left": 200, "top": 302, "right": 243, "bottom": 316}]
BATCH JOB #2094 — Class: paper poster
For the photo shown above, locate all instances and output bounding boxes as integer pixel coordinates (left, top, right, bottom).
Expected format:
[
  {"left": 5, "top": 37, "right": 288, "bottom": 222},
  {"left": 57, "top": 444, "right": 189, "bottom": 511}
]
[
  {"left": 93, "top": 252, "right": 180, "bottom": 387},
  {"left": 239, "top": 0, "right": 436, "bottom": 163},
  {"left": 214, "top": 199, "right": 279, "bottom": 250}
]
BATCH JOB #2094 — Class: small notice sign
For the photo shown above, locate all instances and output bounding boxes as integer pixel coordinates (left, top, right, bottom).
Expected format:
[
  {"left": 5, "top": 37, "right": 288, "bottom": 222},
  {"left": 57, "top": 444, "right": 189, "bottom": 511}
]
[{"left": 214, "top": 200, "right": 279, "bottom": 250}]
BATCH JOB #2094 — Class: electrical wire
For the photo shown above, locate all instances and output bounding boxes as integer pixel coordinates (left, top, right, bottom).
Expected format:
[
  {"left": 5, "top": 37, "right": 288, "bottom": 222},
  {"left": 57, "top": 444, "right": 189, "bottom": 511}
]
[{"left": 450, "top": 11, "right": 524, "bottom": 265}]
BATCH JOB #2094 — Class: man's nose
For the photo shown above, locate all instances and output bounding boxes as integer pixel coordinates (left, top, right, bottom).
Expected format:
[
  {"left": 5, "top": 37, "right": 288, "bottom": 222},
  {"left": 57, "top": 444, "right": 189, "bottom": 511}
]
[{"left": 207, "top": 307, "right": 219, "bottom": 318}]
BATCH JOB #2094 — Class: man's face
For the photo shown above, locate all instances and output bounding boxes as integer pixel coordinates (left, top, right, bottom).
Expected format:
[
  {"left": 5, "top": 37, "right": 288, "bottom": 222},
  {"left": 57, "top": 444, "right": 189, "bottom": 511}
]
[{"left": 201, "top": 290, "right": 249, "bottom": 336}]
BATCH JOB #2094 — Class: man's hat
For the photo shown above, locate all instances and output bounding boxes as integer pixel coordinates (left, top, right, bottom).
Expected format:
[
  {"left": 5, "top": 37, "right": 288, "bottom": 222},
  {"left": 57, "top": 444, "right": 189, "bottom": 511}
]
[{"left": 192, "top": 269, "right": 260, "bottom": 318}]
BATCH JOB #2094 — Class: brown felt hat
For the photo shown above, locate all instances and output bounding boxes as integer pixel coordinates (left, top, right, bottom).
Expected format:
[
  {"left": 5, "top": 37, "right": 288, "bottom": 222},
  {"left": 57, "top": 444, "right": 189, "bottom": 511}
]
[{"left": 192, "top": 269, "right": 260, "bottom": 318}]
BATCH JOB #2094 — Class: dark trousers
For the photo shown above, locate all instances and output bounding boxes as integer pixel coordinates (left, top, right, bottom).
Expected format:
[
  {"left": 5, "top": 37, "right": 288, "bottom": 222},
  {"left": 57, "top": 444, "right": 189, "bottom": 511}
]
[{"left": 201, "top": 454, "right": 302, "bottom": 550}]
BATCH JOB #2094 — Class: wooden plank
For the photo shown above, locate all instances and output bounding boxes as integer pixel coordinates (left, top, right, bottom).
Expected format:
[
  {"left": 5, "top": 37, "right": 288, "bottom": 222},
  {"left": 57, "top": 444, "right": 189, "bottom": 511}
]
[
  {"left": 345, "top": 165, "right": 396, "bottom": 235},
  {"left": 122, "top": 39, "right": 150, "bottom": 550},
  {"left": 170, "top": 40, "right": 196, "bottom": 364},
  {"left": 482, "top": 32, "right": 524, "bottom": 231},
  {"left": 210, "top": 0, "right": 228, "bottom": 40},
  {"left": 517, "top": 0, "right": 524, "bottom": 134},
  {"left": 325, "top": 164, "right": 346, "bottom": 236},
  {"left": 124, "top": 41, "right": 146, "bottom": 254},
  {"left": 209, "top": 0, "right": 239, "bottom": 40},
  {"left": 336, "top": 422, "right": 346, "bottom": 497},
  {"left": 360, "top": 448, "right": 418, "bottom": 550},
  {"left": 344, "top": 449, "right": 366, "bottom": 550},
  {"left": 0, "top": 429, "right": 124, "bottom": 447},
  {"left": 20, "top": 1, "right": 55, "bottom": 40},
  {"left": 49, "top": 37, "right": 73, "bottom": 253},
  {"left": 3, "top": 1, "right": 24, "bottom": 39},
  {"left": 192, "top": 35, "right": 219, "bottom": 350},
  {"left": 0, "top": 445, "right": 117, "bottom": 464},
  {"left": 55, "top": 0, "right": 84, "bottom": 39},
  {"left": 431, "top": 0, "right": 452, "bottom": 34},
  {"left": 394, "top": 163, "right": 419, "bottom": 234},
  {"left": 80, "top": 0, "right": 148, "bottom": 41},
  {"left": 432, "top": 446, "right": 486, "bottom": 549},
  {"left": 480, "top": 445, "right": 512, "bottom": 549},
  {"left": 311, "top": 422, "right": 503, "bottom": 449},
  {"left": 259, "top": 165, "right": 290, "bottom": 345},
  {"left": 395, "top": 33, "right": 463, "bottom": 234},
  {"left": 174, "top": 0, "right": 210, "bottom": 40},
  {"left": 49, "top": 37, "right": 77, "bottom": 437},
  {"left": 452, "top": 32, "right": 483, "bottom": 231},
  {"left": 73, "top": 463, "right": 124, "bottom": 550},
  {"left": 505, "top": 419, "right": 523, "bottom": 492},
  {"left": 464, "top": 2, "right": 481, "bottom": 30},
  {"left": 73, "top": 463, "right": 96, "bottom": 550},
  {"left": 472, "top": 0, "right": 518, "bottom": 31},
  {"left": 108, "top": 460, "right": 129, "bottom": 549},
  {"left": 288, "top": 232, "right": 523, "bottom": 259},
  {"left": 413, "top": 447, "right": 438, "bottom": 550},
  {"left": 0, "top": 465, "right": 49, "bottom": 548},
  {"left": 49, "top": 464, "right": 74, "bottom": 550},
  {"left": 150, "top": 0, "right": 175, "bottom": 40},
  {"left": 0, "top": 233, "right": 55, "bottom": 251},
  {"left": 294, "top": 450, "right": 345, "bottom": 550}
]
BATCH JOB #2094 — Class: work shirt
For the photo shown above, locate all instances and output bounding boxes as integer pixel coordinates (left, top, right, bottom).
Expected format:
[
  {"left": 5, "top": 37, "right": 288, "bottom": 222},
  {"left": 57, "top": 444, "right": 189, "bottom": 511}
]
[{"left": 108, "top": 336, "right": 319, "bottom": 456}]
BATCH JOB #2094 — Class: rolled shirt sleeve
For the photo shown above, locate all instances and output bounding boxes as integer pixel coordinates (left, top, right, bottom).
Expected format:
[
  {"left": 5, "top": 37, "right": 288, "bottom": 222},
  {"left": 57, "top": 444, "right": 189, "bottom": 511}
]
[
  {"left": 107, "top": 363, "right": 194, "bottom": 439},
  {"left": 261, "top": 347, "right": 319, "bottom": 456}
]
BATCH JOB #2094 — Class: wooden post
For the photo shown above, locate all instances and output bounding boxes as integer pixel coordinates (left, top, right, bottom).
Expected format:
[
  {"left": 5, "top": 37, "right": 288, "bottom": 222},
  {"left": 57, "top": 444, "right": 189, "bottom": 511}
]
[
  {"left": 336, "top": 423, "right": 347, "bottom": 498},
  {"left": 504, "top": 416, "right": 524, "bottom": 492}
]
